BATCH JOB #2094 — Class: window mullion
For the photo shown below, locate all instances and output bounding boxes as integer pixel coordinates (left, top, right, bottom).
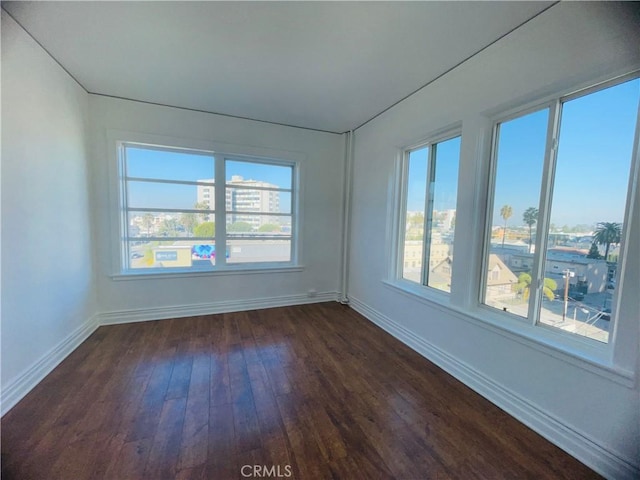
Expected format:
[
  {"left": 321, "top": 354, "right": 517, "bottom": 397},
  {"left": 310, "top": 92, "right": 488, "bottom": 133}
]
[
  {"left": 479, "top": 123, "right": 500, "bottom": 307},
  {"left": 421, "top": 145, "right": 436, "bottom": 286},
  {"left": 214, "top": 155, "right": 227, "bottom": 268},
  {"left": 290, "top": 166, "right": 298, "bottom": 264},
  {"left": 528, "top": 100, "right": 562, "bottom": 325},
  {"left": 396, "top": 153, "right": 410, "bottom": 280},
  {"left": 120, "top": 144, "right": 131, "bottom": 271}
]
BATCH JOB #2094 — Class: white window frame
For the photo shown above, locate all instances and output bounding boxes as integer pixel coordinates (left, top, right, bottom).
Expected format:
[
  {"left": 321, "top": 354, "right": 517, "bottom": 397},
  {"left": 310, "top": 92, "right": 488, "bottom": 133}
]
[
  {"left": 478, "top": 72, "right": 640, "bottom": 347},
  {"left": 384, "top": 71, "right": 638, "bottom": 384},
  {"left": 394, "top": 127, "right": 462, "bottom": 297},
  {"left": 112, "top": 135, "right": 301, "bottom": 277}
]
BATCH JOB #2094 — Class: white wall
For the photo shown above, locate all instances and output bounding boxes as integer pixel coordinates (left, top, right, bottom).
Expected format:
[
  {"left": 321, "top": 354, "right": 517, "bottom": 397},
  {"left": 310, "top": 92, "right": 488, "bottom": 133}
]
[
  {"left": 1, "top": 12, "right": 97, "bottom": 412},
  {"left": 89, "top": 96, "right": 345, "bottom": 320},
  {"left": 348, "top": 3, "right": 640, "bottom": 478}
]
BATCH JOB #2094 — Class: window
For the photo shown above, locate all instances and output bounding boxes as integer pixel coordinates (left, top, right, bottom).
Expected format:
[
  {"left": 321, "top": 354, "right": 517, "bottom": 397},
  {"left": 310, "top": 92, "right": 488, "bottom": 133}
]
[
  {"left": 119, "top": 143, "right": 296, "bottom": 273},
  {"left": 399, "top": 134, "right": 461, "bottom": 293},
  {"left": 482, "top": 75, "right": 640, "bottom": 343}
]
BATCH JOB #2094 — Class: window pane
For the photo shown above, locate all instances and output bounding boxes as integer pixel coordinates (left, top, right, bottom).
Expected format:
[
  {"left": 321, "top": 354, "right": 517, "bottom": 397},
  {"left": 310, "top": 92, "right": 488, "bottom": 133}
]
[
  {"left": 125, "top": 146, "right": 214, "bottom": 182},
  {"left": 226, "top": 187, "right": 290, "bottom": 214},
  {"left": 227, "top": 239, "right": 291, "bottom": 264},
  {"left": 226, "top": 214, "right": 292, "bottom": 235},
  {"left": 226, "top": 160, "right": 292, "bottom": 189},
  {"left": 426, "top": 137, "right": 460, "bottom": 293},
  {"left": 127, "top": 211, "right": 213, "bottom": 238},
  {"left": 121, "top": 147, "right": 296, "bottom": 272},
  {"left": 128, "top": 181, "right": 214, "bottom": 210},
  {"left": 483, "top": 108, "right": 549, "bottom": 317},
  {"left": 127, "top": 240, "right": 218, "bottom": 269},
  {"left": 538, "top": 78, "right": 640, "bottom": 342},
  {"left": 402, "top": 147, "right": 428, "bottom": 283}
]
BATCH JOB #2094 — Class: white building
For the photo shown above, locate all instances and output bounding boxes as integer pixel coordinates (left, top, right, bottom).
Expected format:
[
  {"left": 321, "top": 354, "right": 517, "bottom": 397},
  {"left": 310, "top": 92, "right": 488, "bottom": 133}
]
[{"left": 196, "top": 176, "right": 281, "bottom": 229}]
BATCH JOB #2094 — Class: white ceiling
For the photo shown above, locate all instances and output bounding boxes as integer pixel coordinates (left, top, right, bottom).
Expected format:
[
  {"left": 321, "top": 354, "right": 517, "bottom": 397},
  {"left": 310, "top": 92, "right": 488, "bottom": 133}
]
[{"left": 3, "top": 1, "right": 554, "bottom": 134}]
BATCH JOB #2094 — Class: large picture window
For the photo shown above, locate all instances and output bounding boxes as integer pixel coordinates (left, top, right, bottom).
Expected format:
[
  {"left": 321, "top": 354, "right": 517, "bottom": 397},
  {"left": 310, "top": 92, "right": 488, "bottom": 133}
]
[
  {"left": 482, "top": 75, "right": 639, "bottom": 343},
  {"left": 399, "top": 134, "right": 461, "bottom": 293},
  {"left": 119, "top": 143, "right": 296, "bottom": 273}
]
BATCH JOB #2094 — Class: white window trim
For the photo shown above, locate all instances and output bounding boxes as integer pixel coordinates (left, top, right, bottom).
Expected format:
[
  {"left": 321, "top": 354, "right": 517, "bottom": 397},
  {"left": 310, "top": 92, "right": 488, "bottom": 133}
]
[
  {"left": 107, "top": 130, "right": 303, "bottom": 278},
  {"left": 110, "top": 265, "right": 305, "bottom": 281},
  {"left": 478, "top": 100, "right": 558, "bottom": 325},
  {"left": 478, "top": 74, "right": 639, "bottom": 348},
  {"left": 385, "top": 71, "right": 640, "bottom": 383},
  {"left": 393, "top": 125, "right": 462, "bottom": 297}
]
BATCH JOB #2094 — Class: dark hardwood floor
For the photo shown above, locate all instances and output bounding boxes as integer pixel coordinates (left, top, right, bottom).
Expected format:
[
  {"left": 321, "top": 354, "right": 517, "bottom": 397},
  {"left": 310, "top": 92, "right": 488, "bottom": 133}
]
[{"left": 1, "top": 302, "right": 599, "bottom": 479}]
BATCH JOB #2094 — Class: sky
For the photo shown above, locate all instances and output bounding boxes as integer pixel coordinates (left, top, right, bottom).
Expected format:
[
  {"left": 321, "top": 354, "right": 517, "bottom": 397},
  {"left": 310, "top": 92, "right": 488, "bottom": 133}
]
[
  {"left": 407, "top": 77, "right": 639, "bottom": 230},
  {"left": 406, "top": 136, "right": 460, "bottom": 212},
  {"left": 492, "top": 77, "right": 639, "bottom": 229},
  {"left": 125, "top": 149, "right": 292, "bottom": 210}
]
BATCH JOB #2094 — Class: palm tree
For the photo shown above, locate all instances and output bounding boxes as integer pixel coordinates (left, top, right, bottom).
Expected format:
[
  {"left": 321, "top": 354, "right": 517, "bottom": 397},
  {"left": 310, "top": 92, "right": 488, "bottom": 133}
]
[
  {"left": 515, "top": 273, "right": 557, "bottom": 301},
  {"left": 500, "top": 204, "right": 513, "bottom": 248},
  {"left": 141, "top": 213, "right": 154, "bottom": 236},
  {"left": 593, "top": 222, "right": 622, "bottom": 262},
  {"left": 522, "top": 207, "right": 538, "bottom": 254}
]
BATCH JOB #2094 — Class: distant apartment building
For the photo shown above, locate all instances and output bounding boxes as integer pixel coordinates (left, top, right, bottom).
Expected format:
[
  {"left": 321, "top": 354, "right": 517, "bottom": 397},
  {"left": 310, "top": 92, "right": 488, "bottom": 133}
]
[
  {"left": 545, "top": 249, "right": 608, "bottom": 294},
  {"left": 494, "top": 246, "right": 608, "bottom": 294},
  {"left": 402, "top": 240, "right": 452, "bottom": 283},
  {"left": 196, "top": 176, "right": 281, "bottom": 229}
]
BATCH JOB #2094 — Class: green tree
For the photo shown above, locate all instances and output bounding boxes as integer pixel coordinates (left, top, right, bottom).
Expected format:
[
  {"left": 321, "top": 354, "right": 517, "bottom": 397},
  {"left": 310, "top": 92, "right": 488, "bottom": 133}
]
[
  {"left": 258, "top": 223, "right": 281, "bottom": 233},
  {"left": 593, "top": 222, "right": 621, "bottom": 262},
  {"left": 515, "top": 273, "right": 557, "bottom": 301},
  {"left": 194, "top": 222, "right": 215, "bottom": 238},
  {"left": 228, "top": 222, "right": 253, "bottom": 233},
  {"left": 500, "top": 204, "right": 513, "bottom": 248},
  {"left": 183, "top": 201, "right": 213, "bottom": 234},
  {"left": 181, "top": 212, "right": 198, "bottom": 236},
  {"left": 586, "top": 243, "right": 602, "bottom": 259},
  {"left": 194, "top": 201, "right": 212, "bottom": 221},
  {"left": 158, "top": 217, "right": 180, "bottom": 237},
  {"left": 408, "top": 212, "right": 424, "bottom": 228},
  {"left": 522, "top": 207, "right": 538, "bottom": 254},
  {"left": 405, "top": 212, "right": 424, "bottom": 240}
]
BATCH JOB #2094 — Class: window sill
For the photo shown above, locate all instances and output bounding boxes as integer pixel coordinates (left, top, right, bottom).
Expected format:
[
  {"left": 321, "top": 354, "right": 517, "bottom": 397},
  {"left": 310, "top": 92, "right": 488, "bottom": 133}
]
[
  {"left": 111, "top": 264, "right": 305, "bottom": 281},
  {"left": 382, "top": 279, "right": 635, "bottom": 388}
]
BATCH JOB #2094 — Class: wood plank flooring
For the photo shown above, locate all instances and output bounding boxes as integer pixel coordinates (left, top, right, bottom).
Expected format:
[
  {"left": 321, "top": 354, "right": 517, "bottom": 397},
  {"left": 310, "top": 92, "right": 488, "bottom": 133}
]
[{"left": 1, "top": 302, "right": 599, "bottom": 479}]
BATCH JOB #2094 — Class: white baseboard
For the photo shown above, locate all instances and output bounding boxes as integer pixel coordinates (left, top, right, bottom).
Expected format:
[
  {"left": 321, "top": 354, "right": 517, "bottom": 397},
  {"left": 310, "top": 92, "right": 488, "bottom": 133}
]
[
  {"left": 348, "top": 296, "right": 639, "bottom": 480},
  {"left": 98, "top": 291, "right": 340, "bottom": 325},
  {"left": 1, "top": 315, "right": 99, "bottom": 417}
]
